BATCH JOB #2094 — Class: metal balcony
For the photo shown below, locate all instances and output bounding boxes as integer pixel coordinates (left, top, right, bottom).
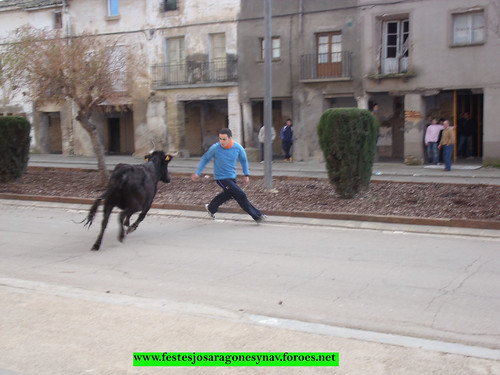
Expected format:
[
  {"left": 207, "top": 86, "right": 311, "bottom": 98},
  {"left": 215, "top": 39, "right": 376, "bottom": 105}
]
[
  {"left": 300, "top": 52, "right": 352, "bottom": 81},
  {"left": 152, "top": 57, "right": 238, "bottom": 88}
]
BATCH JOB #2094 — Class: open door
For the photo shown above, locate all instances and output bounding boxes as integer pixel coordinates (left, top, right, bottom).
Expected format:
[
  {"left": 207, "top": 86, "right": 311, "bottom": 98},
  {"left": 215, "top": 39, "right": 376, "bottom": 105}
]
[{"left": 455, "top": 90, "right": 483, "bottom": 159}]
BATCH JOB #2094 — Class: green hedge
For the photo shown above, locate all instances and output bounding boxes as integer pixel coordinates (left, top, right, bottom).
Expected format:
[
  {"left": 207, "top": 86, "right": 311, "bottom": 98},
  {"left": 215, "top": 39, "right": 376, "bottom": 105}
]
[
  {"left": 0, "top": 116, "right": 31, "bottom": 182},
  {"left": 317, "top": 108, "right": 378, "bottom": 198}
]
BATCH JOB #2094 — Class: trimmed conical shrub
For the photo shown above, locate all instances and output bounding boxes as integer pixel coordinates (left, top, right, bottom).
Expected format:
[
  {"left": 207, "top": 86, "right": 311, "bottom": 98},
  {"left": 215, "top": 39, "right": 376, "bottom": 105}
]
[
  {"left": 317, "top": 108, "right": 378, "bottom": 198},
  {"left": 0, "top": 116, "right": 31, "bottom": 182}
]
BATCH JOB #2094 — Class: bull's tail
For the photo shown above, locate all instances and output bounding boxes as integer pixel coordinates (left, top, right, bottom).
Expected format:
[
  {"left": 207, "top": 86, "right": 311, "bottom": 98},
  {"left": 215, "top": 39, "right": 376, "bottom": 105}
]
[{"left": 82, "top": 192, "right": 107, "bottom": 229}]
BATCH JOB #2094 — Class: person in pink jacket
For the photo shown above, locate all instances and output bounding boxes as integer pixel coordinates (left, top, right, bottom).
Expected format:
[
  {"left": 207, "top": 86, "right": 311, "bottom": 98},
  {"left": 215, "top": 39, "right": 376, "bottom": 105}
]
[{"left": 424, "top": 118, "right": 444, "bottom": 165}]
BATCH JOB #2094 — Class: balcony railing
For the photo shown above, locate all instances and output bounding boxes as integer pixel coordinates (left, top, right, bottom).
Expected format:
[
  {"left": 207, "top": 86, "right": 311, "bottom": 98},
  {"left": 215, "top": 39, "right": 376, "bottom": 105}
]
[
  {"left": 152, "top": 57, "right": 238, "bottom": 88},
  {"left": 300, "top": 52, "right": 352, "bottom": 81}
]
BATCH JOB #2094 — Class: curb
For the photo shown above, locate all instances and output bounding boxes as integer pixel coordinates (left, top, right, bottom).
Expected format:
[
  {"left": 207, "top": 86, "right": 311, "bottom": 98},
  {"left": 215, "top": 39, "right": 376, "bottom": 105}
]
[{"left": 1, "top": 193, "right": 499, "bottom": 231}]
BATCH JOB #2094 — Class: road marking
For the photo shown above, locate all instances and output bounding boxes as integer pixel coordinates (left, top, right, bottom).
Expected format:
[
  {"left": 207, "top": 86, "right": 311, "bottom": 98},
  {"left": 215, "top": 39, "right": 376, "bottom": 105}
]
[
  {"left": 248, "top": 314, "right": 500, "bottom": 361},
  {"left": 2, "top": 277, "right": 499, "bottom": 361}
]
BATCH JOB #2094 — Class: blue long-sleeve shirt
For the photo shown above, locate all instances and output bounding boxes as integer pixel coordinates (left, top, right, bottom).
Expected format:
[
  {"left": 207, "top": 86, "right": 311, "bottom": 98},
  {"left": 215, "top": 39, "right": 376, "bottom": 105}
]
[{"left": 196, "top": 141, "right": 250, "bottom": 180}]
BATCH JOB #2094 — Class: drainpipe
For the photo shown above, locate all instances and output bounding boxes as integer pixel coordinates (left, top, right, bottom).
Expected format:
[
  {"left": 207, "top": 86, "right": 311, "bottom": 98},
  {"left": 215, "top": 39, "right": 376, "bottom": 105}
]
[
  {"left": 298, "top": 0, "right": 303, "bottom": 34},
  {"left": 62, "top": 0, "right": 71, "bottom": 37}
]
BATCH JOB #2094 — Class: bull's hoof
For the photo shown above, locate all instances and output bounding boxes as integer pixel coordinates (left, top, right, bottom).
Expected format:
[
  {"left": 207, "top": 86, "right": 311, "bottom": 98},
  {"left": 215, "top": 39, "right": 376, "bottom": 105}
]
[
  {"left": 126, "top": 226, "right": 136, "bottom": 234},
  {"left": 91, "top": 244, "right": 100, "bottom": 251},
  {"left": 118, "top": 235, "right": 125, "bottom": 243}
]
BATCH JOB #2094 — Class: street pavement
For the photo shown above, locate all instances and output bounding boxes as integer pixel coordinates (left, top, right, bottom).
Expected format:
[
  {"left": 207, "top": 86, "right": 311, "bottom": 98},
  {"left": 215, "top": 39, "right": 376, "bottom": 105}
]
[
  {"left": 1, "top": 199, "right": 500, "bottom": 374},
  {"left": 2, "top": 155, "right": 499, "bottom": 374}
]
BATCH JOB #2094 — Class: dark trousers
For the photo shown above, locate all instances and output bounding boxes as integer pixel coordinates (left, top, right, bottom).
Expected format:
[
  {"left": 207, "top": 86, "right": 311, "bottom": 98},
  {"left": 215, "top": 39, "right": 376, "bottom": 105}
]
[
  {"left": 208, "top": 179, "right": 262, "bottom": 220},
  {"left": 458, "top": 136, "right": 472, "bottom": 158},
  {"left": 282, "top": 141, "right": 292, "bottom": 159}
]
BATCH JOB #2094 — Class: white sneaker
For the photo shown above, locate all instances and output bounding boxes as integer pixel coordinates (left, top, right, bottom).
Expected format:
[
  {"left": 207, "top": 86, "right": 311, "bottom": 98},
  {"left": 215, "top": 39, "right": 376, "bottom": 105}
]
[
  {"left": 255, "top": 214, "right": 268, "bottom": 223},
  {"left": 205, "top": 204, "right": 215, "bottom": 219}
]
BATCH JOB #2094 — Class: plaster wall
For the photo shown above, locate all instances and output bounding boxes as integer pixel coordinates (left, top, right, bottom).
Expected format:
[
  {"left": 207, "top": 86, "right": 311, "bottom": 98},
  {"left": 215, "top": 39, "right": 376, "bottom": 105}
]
[
  {"left": 292, "top": 86, "right": 326, "bottom": 161},
  {"left": 404, "top": 94, "right": 425, "bottom": 160},
  {"left": 68, "top": 0, "right": 148, "bottom": 35},
  {"left": 238, "top": 0, "right": 360, "bottom": 161},
  {"left": 483, "top": 87, "right": 500, "bottom": 161},
  {"left": 0, "top": 8, "right": 57, "bottom": 39},
  {"left": 360, "top": 0, "right": 499, "bottom": 91},
  {"left": 360, "top": 0, "right": 500, "bottom": 161},
  {"left": 0, "top": 4, "right": 63, "bottom": 153}
]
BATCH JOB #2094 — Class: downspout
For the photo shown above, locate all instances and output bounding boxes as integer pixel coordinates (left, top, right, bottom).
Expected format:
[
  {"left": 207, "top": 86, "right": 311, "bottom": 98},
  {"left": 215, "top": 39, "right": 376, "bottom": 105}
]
[
  {"left": 63, "top": 0, "right": 71, "bottom": 37},
  {"left": 298, "top": 0, "right": 303, "bottom": 33}
]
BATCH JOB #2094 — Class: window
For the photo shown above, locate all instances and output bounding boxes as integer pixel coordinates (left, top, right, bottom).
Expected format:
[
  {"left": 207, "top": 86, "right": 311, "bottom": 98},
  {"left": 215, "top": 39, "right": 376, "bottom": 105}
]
[
  {"left": 107, "top": 0, "right": 119, "bottom": 17},
  {"left": 53, "top": 10, "right": 62, "bottom": 29},
  {"left": 260, "top": 37, "right": 280, "bottom": 60},
  {"left": 166, "top": 37, "right": 185, "bottom": 65},
  {"left": 452, "top": 11, "right": 485, "bottom": 45},
  {"left": 316, "top": 32, "right": 342, "bottom": 77},
  {"left": 210, "top": 33, "right": 226, "bottom": 80},
  {"left": 165, "top": 37, "right": 185, "bottom": 83},
  {"left": 211, "top": 33, "right": 226, "bottom": 60},
  {"left": 382, "top": 19, "right": 409, "bottom": 74},
  {"left": 162, "top": 0, "right": 177, "bottom": 11}
]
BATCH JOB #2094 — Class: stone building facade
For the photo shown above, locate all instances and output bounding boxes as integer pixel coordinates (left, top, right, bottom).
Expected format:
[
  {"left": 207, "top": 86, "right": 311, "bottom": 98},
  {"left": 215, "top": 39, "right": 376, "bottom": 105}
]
[
  {"left": 0, "top": 0, "right": 65, "bottom": 152},
  {"left": 359, "top": 0, "right": 500, "bottom": 162},
  {"left": 1, "top": 0, "right": 242, "bottom": 158},
  {"left": 238, "top": 0, "right": 362, "bottom": 160},
  {"left": 1, "top": 0, "right": 499, "bottom": 163},
  {"left": 238, "top": 0, "right": 500, "bottom": 163}
]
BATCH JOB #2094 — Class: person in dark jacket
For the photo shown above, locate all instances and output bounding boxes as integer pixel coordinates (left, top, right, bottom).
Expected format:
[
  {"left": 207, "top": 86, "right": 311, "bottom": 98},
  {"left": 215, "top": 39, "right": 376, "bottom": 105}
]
[
  {"left": 457, "top": 112, "right": 475, "bottom": 159},
  {"left": 280, "top": 119, "right": 293, "bottom": 162}
]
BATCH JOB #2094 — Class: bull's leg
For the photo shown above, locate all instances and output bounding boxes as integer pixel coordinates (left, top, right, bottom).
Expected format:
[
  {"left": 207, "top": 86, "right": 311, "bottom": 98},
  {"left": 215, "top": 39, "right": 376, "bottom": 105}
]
[
  {"left": 118, "top": 210, "right": 128, "bottom": 243},
  {"left": 127, "top": 207, "right": 150, "bottom": 234},
  {"left": 124, "top": 215, "right": 131, "bottom": 228},
  {"left": 92, "top": 204, "right": 113, "bottom": 251}
]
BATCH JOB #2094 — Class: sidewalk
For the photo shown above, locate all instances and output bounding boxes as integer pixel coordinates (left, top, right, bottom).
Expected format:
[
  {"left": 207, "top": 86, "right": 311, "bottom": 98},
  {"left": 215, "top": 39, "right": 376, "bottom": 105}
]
[{"left": 28, "top": 153, "right": 500, "bottom": 185}]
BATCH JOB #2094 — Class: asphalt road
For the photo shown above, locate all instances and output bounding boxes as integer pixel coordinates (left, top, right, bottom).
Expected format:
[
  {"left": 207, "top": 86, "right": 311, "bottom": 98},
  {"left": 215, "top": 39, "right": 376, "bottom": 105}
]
[{"left": 1, "top": 200, "right": 500, "bottom": 374}]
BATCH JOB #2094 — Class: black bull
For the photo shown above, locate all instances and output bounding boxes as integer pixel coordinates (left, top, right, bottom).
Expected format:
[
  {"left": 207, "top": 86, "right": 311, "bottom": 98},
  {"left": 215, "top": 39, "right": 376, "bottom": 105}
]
[{"left": 83, "top": 151, "right": 173, "bottom": 251}]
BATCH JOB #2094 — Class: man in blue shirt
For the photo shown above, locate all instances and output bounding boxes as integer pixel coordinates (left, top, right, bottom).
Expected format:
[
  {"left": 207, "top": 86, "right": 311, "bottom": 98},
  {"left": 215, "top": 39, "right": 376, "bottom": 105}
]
[{"left": 191, "top": 128, "right": 267, "bottom": 223}]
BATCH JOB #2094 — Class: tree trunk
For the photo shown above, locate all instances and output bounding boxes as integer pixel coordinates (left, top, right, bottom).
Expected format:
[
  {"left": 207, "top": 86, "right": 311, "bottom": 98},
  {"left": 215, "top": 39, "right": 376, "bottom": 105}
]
[
  {"left": 76, "top": 113, "right": 109, "bottom": 185},
  {"left": 88, "top": 125, "right": 109, "bottom": 185}
]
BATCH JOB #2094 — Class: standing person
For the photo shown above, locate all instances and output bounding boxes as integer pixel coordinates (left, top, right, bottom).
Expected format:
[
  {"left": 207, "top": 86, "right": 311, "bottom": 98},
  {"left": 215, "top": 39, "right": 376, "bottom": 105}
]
[
  {"left": 437, "top": 118, "right": 446, "bottom": 162},
  {"left": 457, "top": 112, "right": 475, "bottom": 159},
  {"left": 280, "top": 118, "right": 293, "bottom": 162},
  {"left": 438, "top": 120, "right": 455, "bottom": 171},
  {"left": 258, "top": 124, "right": 276, "bottom": 163},
  {"left": 191, "top": 128, "right": 267, "bottom": 223},
  {"left": 424, "top": 118, "right": 444, "bottom": 164}
]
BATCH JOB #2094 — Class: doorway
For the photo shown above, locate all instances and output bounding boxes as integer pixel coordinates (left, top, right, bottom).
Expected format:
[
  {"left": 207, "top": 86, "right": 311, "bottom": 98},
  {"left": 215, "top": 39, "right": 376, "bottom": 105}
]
[
  {"left": 251, "top": 100, "right": 286, "bottom": 156},
  {"left": 48, "top": 113, "right": 62, "bottom": 154},
  {"left": 184, "top": 100, "right": 228, "bottom": 156},
  {"left": 107, "top": 118, "right": 121, "bottom": 154},
  {"left": 391, "top": 96, "right": 405, "bottom": 159},
  {"left": 455, "top": 90, "right": 483, "bottom": 159}
]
